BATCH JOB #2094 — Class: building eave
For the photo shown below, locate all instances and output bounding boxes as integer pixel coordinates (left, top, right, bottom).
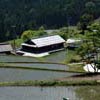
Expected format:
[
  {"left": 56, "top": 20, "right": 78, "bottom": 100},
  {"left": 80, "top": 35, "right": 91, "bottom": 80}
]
[{"left": 21, "top": 43, "right": 37, "bottom": 47}]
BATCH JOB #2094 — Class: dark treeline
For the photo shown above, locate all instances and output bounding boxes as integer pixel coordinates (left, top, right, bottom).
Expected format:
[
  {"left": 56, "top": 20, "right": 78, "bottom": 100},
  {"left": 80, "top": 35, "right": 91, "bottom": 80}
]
[{"left": 0, "top": 0, "right": 100, "bottom": 42}]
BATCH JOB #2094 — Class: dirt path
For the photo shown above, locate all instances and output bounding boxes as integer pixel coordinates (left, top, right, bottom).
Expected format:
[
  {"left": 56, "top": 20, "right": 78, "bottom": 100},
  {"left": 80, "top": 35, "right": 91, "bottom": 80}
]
[{"left": 57, "top": 73, "right": 100, "bottom": 81}]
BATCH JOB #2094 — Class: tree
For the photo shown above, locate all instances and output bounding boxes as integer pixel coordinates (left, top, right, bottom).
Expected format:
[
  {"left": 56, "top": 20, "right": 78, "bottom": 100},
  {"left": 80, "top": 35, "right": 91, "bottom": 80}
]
[
  {"left": 0, "top": 0, "right": 100, "bottom": 42},
  {"left": 78, "top": 14, "right": 93, "bottom": 34},
  {"left": 78, "top": 1, "right": 96, "bottom": 35},
  {"left": 37, "top": 26, "right": 47, "bottom": 36},
  {"left": 21, "top": 30, "right": 35, "bottom": 41},
  {"left": 77, "top": 22, "right": 100, "bottom": 71},
  {"left": 87, "top": 23, "right": 100, "bottom": 48},
  {"left": 54, "top": 27, "right": 70, "bottom": 40},
  {"left": 85, "top": 2, "right": 96, "bottom": 16},
  {"left": 21, "top": 27, "right": 47, "bottom": 41}
]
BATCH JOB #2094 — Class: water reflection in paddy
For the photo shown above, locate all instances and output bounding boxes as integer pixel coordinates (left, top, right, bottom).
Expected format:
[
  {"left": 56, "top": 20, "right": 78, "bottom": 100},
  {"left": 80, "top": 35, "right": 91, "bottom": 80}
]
[
  {"left": 0, "top": 51, "right": 66, "bottom": 63},
  {"left": 0, "top": 87, "right": 78, "bottom": 100},
  {"left": 0, "top": 55, "right": 39, "bottom": 62},
  {"left": 0, "top": 68, "right": 77, "bottom": 82},
  {"left": 7, "top": 63, "right": 68, "bottom": 70},
  {"left": 0, "top": 51, "right": 68, "bottom": 70},
  {"left": 0, "top": 86, "right": 99, "bottom": 100}
]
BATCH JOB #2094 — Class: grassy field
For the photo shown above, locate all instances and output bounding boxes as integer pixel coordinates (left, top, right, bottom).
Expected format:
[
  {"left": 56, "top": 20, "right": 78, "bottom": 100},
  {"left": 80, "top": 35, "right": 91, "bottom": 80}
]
[{"left": 63, "top": 50, "right": 82, "bottom": 63}]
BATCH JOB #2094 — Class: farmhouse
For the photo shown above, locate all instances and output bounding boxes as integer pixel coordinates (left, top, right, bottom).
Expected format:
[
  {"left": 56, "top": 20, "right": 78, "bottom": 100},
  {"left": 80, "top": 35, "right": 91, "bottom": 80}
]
[
  {"left": 0, "top": 43, "right": 13, "bottom": 54},
  {"left": 17, "top": 35, "right": 65, "bottom": 57}
]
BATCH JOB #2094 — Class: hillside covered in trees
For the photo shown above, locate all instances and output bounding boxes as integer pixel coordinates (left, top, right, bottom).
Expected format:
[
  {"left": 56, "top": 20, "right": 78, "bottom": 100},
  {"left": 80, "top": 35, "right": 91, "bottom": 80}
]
[{"left": 0, "top": 0, "right": 100, "bottom": 42}]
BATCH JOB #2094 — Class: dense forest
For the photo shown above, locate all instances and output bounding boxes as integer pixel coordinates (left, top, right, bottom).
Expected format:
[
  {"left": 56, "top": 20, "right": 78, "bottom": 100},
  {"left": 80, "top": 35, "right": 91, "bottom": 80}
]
[{"left": 0, "top": 0, "right": 100, "bottom": 42}]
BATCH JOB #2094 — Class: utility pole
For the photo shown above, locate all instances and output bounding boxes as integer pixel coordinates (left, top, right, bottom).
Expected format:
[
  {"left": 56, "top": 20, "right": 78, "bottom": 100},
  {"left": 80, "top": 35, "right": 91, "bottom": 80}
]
[{"left": 11, "top": 25, "right": 16, "bottom": 53}]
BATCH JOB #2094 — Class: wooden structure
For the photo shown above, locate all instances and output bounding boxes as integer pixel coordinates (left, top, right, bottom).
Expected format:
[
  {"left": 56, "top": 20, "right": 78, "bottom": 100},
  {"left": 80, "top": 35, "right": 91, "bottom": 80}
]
[
  {"left": 0, "top": 43, "right": 13, "bottom": 54},
  {"left": 17, "top": 35, "right": 65, "bottom": 57}
]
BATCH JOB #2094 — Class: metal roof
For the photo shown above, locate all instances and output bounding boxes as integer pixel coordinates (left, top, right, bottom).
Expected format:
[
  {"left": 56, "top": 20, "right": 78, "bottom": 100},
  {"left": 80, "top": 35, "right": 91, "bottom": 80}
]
[
  {"left": 66, "top": 39, "right": 82, "bottom": 44},
  {"left": 31, "top": 35, "right": 65, "bottom": 47},
  {"left": 0, "top": 44, "right": 13, "bottom": 52}
]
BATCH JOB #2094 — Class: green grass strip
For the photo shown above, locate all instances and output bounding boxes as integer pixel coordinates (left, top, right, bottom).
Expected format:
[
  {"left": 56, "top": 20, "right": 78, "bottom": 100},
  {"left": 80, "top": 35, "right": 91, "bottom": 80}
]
[
  {"left": 0, "top": 61, "right": 66, "bottom": 65},
  {"left": 0, "top": 80, "right": 100, "bottom": 87}
]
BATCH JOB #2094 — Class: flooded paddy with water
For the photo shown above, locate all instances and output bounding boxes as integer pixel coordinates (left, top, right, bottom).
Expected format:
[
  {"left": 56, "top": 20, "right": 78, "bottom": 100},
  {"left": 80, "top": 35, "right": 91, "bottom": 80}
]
[
  {"left": 0, "top": 86, "right": 100, "bottom": 100},
  {"left": 0, "top": 51, "right": 99, "bottom": 100}
]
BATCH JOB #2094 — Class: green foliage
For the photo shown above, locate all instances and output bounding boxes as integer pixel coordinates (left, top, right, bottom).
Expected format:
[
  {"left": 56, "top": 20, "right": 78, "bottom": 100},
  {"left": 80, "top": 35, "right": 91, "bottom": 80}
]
[
  {"left": 37, "top": 26, "right": 47, "bottom": 36},
  {"left": 85, "top": 2, "right": 96, "bottom": 15},
  {"left": 78, "top": 1, "right": 96, "bottom": 35},
  {"left": 76, "top": 86, "right": 100, "bottom": 100},
  {"left": 68, "top": 64, "right": 84, "bottom": 72},
  {"left": 86, "top": 23, "right": 100, "bottom": 47},
  {"left": 57, "top": 27, "right": 69, "bottom": 40},
  {"left": 76, "top": 22, "right": 100, "bottom": 66},
  {"left": 9, "top": 39, "right": 24, "bottom": 48},
  {"left": 21, "top": 27, "right": 47, "bottom": 41},
  {"left": 0, "top": 80, "right": 99, "bottom": 86},
  {"left": 54, "top": 27, "right": 77, "bottom": 40},
  {"left": 89, "top": 22, "right": 100, "bottom": 31},
  {"left": 0, "top": 0, "right": 100, "bottom": 42},
  {"left": 64, "top": 50, "right": 81, "bottom": 64},
  {"left": 76, "top": 41, "right": 94, "bottom": 58},
  {"left": 78, "top": 14, "right": 93, "bottom": 34},
  {"left": 21, "top": 30, "right": 35, "bottom": 41}
]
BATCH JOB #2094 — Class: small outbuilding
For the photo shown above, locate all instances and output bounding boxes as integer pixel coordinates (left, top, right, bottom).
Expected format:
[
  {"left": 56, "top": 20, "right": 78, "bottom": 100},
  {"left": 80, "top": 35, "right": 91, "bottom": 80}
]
[
  {"left": 0, "top": 43, "right": 13, "bottom": 54},
  {"left": 66, "top": 38, "right": 82, "bottom": 49},
  {"left": 17, "top": 35, "right": 65, "bottom": 57}
]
